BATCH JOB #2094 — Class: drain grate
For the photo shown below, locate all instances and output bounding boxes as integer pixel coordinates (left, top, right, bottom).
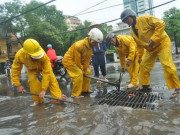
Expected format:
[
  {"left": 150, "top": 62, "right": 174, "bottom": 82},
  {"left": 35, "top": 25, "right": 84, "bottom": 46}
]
[{"left": 95, "top": 90, "right": 163, "bottom": 110}]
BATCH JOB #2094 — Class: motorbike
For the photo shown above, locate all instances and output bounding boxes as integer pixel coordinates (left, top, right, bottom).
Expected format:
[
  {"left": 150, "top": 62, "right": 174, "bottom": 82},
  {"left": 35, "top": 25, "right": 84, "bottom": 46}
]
[
  {"left": 5, "top": 64, "right": 11, "bottom": 77},
  {"left": 53, "top": 56, "right": 67, "bottom": 77}
]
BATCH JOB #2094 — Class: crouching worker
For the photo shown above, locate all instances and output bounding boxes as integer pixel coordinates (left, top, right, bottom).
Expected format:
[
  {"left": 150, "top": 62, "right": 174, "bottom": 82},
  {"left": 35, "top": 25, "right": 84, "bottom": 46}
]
[
  {"left": 11, "top": 39, "right": 67, "bottom": 106},
  {"left": 106, "top": 32, "right": 139, "bottom": 89},
  {"left": 62, "top": 28, "right": 103, "bottom": 98}
]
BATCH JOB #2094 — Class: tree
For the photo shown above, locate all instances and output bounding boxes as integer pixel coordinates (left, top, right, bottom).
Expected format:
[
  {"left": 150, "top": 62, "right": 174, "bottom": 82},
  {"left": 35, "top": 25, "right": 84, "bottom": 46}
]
[
  {"left": 163, "top": 7, "right": 180, "bottom": 54},
  {"left": 0, "top": 0, "right": 68, "bottom": 55}
]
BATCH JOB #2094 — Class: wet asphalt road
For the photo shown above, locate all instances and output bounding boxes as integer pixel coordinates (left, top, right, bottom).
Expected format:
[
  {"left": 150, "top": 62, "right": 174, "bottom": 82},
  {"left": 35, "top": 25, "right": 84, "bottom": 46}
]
[{"left": 0, "top": 55, "right": 180, "bottom": 135}]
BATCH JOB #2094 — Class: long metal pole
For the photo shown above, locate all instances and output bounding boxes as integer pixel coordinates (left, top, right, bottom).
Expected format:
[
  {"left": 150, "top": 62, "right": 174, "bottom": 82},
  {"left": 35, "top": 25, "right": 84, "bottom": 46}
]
[
  {"left": 84, "top": 74, "right": 119, "bottom": 86},
  {"left": 24, "top": 91, "right": 80, "bottom": 105}
]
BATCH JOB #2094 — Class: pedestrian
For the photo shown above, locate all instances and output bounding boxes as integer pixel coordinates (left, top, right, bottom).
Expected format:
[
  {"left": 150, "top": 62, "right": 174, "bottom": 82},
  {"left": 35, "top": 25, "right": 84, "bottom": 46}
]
[
  {"left": 106, "top": 32, "right": 139, "bottom": 89},
  {"left": 120, "top": 9, "right": 180, "bottom": 97},
  {"left": 62, "top": 28, "right": 103, "bottom": 98},
  {"left": 46, "top": 44, "right": 58, "bottom": 68},
  {"left": 88, "top": 23, "right": 108, "bottom": 83},
  {"left": 11, "top": 39, "right": 67, "bottom": 106}
]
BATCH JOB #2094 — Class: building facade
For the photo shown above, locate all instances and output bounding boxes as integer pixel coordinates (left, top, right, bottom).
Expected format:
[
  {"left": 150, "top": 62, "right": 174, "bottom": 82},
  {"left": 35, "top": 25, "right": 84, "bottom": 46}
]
[
  {"left": 111, "top": 0, "right": 154, "bottom": 39},
  {"left": 64, "top": 15, "right": 82, "bottom": 31},
  {"left": 123, "top": 0, "right": 154, "bottom": 16},
  {"left": 0, "top": 26, "right": 22, "bottom": 74},
  {"left": 112, "top": 22, "right": 131, "bottom": 36}
]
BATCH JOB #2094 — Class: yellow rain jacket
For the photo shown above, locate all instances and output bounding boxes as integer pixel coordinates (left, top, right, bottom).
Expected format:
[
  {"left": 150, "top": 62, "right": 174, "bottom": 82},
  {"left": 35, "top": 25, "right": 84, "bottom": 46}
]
[
  {"left": 62, "top": 37, "right": 92, "bottom": 97},
  {"left": 131, "top": 15, "right": 170, "bottom": 58},
  {"left": 130, "top": 15, "right": 180, "bottom": 89},
  {"left": 11, "top": 48, "right": 62, "bottom": 102},
  {"left": 116, "top": 35, "right": 139, "bottom": 86}
]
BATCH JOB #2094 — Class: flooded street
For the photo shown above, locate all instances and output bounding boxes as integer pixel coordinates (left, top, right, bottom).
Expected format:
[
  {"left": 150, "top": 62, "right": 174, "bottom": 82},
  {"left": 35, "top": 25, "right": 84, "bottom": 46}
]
[{"left": 1, "top": 56, "right": 180, "bottom": 135}]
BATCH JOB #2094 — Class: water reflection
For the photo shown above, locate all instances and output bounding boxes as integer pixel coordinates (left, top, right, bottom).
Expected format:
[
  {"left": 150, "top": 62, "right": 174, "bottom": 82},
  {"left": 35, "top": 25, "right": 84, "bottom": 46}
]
[{"left": 1, "top": 58, "right": 180, "bottom": 134}]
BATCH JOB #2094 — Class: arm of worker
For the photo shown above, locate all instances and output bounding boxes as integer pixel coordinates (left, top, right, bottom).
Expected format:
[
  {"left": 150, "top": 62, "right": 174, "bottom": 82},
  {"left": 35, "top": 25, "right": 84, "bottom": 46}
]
[
  {"left": 118, "top": 52, "right": 126, "bottom": 72},
  {"left": 102, "top": 41, "right": 108, "bottom": 55},
  {"left": 74, "top": 44, "right": 83, "bottom": 70},
  {"left": 137, "top": 45, "right": 144, "bottom": 63},
  {"left": 122, "top": 36, "right": 136, "bottom": 67},
  {"left": 11, "top": 51, "right": 24, "bottom": 93},
  {"left": 147, "top": 16, "right": 166, "bottom": 47},
  {"left": 41, "top": 55, "right": 52, "bottom": 94}
]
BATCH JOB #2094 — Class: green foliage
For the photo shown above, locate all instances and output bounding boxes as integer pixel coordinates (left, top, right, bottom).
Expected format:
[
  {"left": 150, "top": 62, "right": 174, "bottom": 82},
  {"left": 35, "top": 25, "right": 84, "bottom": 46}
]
[
  {"left": 0, "top": 0, "right": 113, "bottom": 56},
  {"left": 163, "top": 7, "right": 180, "bottom": 47}
]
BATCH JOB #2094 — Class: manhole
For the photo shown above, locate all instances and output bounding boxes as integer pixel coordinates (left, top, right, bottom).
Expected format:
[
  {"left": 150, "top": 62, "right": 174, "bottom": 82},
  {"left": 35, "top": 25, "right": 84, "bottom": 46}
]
[{"left": 95, "top": 90, "right": 163, "bottom": 110}]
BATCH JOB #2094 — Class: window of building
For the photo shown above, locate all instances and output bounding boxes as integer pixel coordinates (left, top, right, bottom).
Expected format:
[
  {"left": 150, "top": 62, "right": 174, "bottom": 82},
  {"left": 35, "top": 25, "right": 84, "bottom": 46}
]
[{"left": 8, "top": 44, "right": 12, "bottom": 53}]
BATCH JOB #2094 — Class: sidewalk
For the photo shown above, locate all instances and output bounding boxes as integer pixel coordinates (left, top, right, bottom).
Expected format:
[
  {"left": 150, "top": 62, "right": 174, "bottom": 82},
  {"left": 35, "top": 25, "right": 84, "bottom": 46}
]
[{"left": 0, "top": 74, "right": 6, "bottom": 78}]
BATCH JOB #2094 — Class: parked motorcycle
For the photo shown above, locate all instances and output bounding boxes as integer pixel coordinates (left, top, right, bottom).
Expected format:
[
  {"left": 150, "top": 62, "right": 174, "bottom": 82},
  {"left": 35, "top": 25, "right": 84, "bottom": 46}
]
[
  {"left": 53, "top": 56, "right": 67, "bottom": 77},
  {"left": 5, "top": 64, "right": 11, "bottom": 76}
]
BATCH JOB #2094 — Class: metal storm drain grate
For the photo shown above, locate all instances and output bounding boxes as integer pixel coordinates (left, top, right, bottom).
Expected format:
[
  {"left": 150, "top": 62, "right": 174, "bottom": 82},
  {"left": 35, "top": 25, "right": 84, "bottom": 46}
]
[{"left": 96, "top": 90, "right": 163, "bottom": 110}]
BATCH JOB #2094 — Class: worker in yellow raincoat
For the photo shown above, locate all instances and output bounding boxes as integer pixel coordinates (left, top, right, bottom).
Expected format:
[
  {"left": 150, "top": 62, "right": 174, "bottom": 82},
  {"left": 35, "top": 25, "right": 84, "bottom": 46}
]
[
  {"left": 120, "top": 9, "right": 180, "bottom": 98},
  {"left": 106, "top": 32, "right": 139, "bottom": 89},
  {"left": 11, "top": 39, "right": 67, "bottom": 106},
  {"left": 62, "top": 28, "right": 103, "bottom": 98}
]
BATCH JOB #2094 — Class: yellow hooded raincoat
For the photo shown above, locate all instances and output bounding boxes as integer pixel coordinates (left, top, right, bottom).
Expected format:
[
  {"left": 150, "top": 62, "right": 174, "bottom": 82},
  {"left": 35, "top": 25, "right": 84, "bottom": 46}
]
[
  {"left": 130, "top": 15, "right": 180, "bottom": 89},
  {"left": 11, "top": 48, "right": 62, "bottom": 102},
  {"left": 116, "top": 35, "right": 139, "bottom": 86},
  {"left": 62, "top": 37, "right": 92, "bottom": 97}
]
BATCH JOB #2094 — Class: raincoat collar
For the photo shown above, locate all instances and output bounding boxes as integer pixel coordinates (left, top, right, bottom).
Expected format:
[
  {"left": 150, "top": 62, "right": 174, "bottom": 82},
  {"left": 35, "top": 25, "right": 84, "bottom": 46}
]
[
  {"left": 132, "top": 16, "right": 136, "bottom": 27},
  {"left": 84, "top": 37, "right": 92, "bottom": 50},
  {"left": 115, "top": 38, "right": 119, "bottom": 47}
]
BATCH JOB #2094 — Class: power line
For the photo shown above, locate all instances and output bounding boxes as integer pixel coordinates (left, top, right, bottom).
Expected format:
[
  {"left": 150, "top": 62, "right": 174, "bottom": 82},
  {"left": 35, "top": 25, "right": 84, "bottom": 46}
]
[
  {"left": 58, "top": 0, "right": 176, "bottom": 34},
  {"left": 0, "top": 0, "right": 56, "bottom": 25},
  {"left": 137, "top": 0, "right": 176, "bottom": 14},
  {"left": 75, "top": 3, "right": 123, "bottom": 16},
  {"left": 73, "top": 0, "right": 108, "bottom": 16},
  {"left": 74, "top": 0, "right": 140, "bottom": 16},
  {"left": 0, "top": 0, "right": 176, "bottom": 35}
]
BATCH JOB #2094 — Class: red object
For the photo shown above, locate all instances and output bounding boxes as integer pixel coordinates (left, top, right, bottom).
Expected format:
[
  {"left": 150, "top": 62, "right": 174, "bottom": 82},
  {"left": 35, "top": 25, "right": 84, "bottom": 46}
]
[
  {"left": 46, "top": 48, "right": 58, "bottom": 67},
  {"left": 128, "top": 93, "right": 136, "bottom": 96}
]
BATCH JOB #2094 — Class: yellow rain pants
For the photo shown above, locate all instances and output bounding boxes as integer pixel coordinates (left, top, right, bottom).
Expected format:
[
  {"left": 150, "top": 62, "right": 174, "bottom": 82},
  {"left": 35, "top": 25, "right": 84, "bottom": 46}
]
[
  {"left": 140, "top": 44, "right": 180, "bottom": 89},
  {"left": 65, "top": 65, "right": 91, "bottom": 97},
  {"left": 62, "top": 37, "right": 93, "bottom": 97},
  {"left": 11, "top": 48, "right": 62, "bottom": 102},
  {"left": 116, "top": 35, "right": 139, "bottom": 86}
]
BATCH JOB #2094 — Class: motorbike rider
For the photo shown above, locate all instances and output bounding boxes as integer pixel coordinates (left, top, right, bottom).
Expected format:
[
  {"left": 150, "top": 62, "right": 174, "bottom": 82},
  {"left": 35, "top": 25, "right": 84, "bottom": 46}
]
[{"left": 46, "top": 44, "right": 58, "bottom": 68}]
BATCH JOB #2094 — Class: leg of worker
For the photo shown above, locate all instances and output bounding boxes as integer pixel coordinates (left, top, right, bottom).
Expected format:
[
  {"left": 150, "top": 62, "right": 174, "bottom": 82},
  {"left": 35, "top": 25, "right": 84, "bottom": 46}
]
[
  {"left": 92, "top": 55, "right": 99, "bottom": 77},
  {"left": 99, "top": 53, "right": 107, "bottom": 78},
  {"left": 158, "top": 46, "right": 180, "bottom": 89},
  {"left": 140, "top": 52, "right": 157, "bottom": 85},
  {"left": 82, "top": 68, "right": 91, "bottom": 92},
  {"left": 48, "top": 70, "right": 62, "bottom": 99},
  {"left": 27, "top": 70, "right": 44, "bottom": 103},
  {"left": 65, "top": 65, "right": 83, "bottom": 97}
]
